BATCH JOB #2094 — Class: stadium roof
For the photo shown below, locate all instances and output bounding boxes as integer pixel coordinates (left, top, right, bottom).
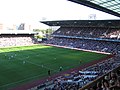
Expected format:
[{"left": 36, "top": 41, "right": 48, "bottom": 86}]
[
  {"left": 41, "top": 20, "right": 120, "bottom": 28},
  {"left": 68, "top": 0, "right": 120, "bottom": 17},
  {"left": 0, "top": 30, "right": 37, "bottom": 35}
]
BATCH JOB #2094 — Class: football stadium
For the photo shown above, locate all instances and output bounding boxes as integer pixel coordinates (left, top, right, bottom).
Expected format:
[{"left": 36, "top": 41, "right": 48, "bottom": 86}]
[{"left": 0, "top": 0, "right": 120, "bottom": 90}]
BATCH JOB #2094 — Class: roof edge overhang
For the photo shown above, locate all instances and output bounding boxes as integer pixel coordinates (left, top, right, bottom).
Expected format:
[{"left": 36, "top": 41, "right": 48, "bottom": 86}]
[
  {"left": 68, "top": 0, "right": 120, "bottom": 17},
  {"left": 40, "top": 19, "right": 120, "bottom": 26},
  {"left": 40, "top": 19, "right": 120, "bottom": 28},
  {"left": 0, "top": 30, "right": 37, "bottom": 35}
]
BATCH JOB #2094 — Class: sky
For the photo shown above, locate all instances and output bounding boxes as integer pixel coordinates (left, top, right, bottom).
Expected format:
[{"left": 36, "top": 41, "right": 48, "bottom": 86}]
[{"left": 0, "top": 0, "right": 120, "bottom": 29}]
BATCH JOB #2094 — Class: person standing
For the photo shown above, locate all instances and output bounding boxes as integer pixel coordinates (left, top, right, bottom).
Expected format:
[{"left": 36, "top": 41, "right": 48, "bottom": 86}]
[
  {"left": 59, "top": 66, "right": 63, "bottom": 71},
  {"left": 48, "top": 70, "right": 51, "bottom": 76}
]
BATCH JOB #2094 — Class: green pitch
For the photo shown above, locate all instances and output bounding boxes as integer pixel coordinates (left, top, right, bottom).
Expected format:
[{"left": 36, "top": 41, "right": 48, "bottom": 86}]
[{"left": 0, "top": 45, "right": 108, "bottom": 90}]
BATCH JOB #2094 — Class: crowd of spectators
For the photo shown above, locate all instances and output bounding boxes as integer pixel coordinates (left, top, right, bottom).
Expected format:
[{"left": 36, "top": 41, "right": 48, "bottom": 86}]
[
  {"left": 45, "top": 37, "right": 120, "bottom": 54},
  {"left": 53, "top": 27, "right": 120, "bottom": 40},
  {"left": 44, "top": 26, "right": 120, "bottom": 54},
  {"left": 31, "top": 55, "right": 120, "bottom": 90},
  {"left": 40, "top": 26, "right": 120, "bottom": 90},
  {"left": 89, "top": 71, "right": 120, "bottom": 90},
  {"left": 0, "top": 26, "right": 120, "bottom": 90},
  {"left": 88, "top": 55, "right": 120, "bottom": 90},
  {"left": 0, "top": 35, "right": 35, "bottom": 47}
]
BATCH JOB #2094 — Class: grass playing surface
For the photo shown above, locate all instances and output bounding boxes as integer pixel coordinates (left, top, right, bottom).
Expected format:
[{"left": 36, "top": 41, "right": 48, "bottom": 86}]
[{"left": 0, "top": 45, "right": 108, "bottom": 90}]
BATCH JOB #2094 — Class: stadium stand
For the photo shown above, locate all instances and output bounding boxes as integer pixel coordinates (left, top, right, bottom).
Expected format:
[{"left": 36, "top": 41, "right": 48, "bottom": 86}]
[
  {"left": 1, "top": 0, "right": 120, "bottom": 90},
  {"left": 42, "top": 20, "right": 120, "bottom": 54},
  {"left": 0, "top": 30, "right": 37, "bottom": 47},
  {"left": 45, "top": 37, "right": 120, "bottom": 54},
  {"left": 52, "top": 27, "right": 120, "bottom": 40},
  {"left": 30, "top": 55, "right": 120, "bottom": 90},
  {"left": 33, "top": 20, "right": 120, "bottom": 90},
  {"left": 26, "top": 0, "right": 120, "bottom": 89}
]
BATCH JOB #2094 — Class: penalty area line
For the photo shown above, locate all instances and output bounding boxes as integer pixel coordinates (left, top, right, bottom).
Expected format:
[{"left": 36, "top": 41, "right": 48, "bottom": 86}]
[{"left": 26, "top": 60, "right": 58, "bottom": 72}]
